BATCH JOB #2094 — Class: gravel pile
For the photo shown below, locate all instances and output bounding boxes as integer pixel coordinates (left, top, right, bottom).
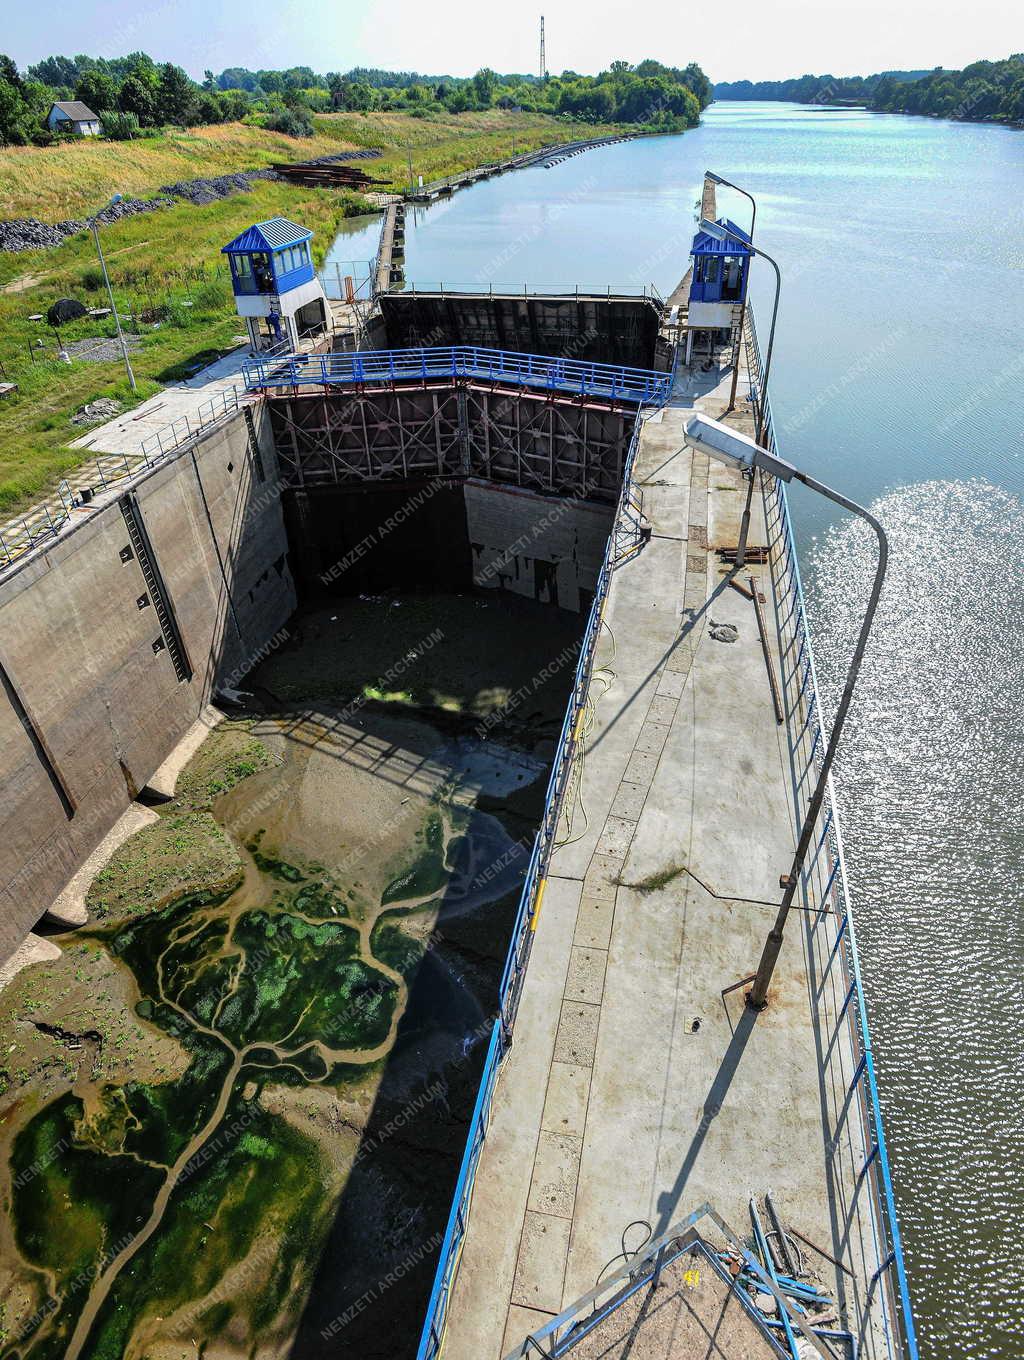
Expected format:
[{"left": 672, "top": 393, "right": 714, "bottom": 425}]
[
  {"left": 94, "top": 195, "right": 172, "bottom": 224},
  {"left": 158, "top": 168, "right": 277, "bottom": 205},
  {"left": 309, "top": 149, "right": 382, "bottom": 162},
  {"left": 0, "top": 197, "right": 171, "bottom": 252},
  {"left": 348, "top": 148, "right": 382, "bottom": 160},
  {"left": 0, "top": 219, "right": 84, "bottom": 251},
  {"left": 65, "top": 334, "right": 142, "bottom": 362},
  {"left": 71, "top": 396, "right": 122, "bottom": 426}
]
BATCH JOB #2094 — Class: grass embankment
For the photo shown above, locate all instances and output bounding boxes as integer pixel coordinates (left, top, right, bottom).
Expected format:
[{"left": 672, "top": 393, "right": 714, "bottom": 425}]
[{"left": 0, "top": 110, "right": 620, "bottom": 517}]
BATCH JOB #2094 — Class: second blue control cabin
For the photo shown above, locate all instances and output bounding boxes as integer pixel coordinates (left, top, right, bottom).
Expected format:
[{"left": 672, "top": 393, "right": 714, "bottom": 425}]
[{"left": 685, "top": 217, "right": 752, "bottom": 364}]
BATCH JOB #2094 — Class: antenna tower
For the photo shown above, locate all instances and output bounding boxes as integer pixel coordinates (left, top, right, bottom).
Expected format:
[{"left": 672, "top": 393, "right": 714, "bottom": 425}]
[{"left": 539, "top": 16, "right": 547, "bottom": 80}]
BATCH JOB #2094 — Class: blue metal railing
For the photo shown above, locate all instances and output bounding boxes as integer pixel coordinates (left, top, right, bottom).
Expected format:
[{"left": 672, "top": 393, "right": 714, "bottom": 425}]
[
  {"left": 242, "top": 346, "right": 671, "bottom": 407},
  {"left": 416, "top": 401, "right": 652, "bottom": 1360},
  {"left": 747, "top": 311, "right": 918, "bottom": 1360}
]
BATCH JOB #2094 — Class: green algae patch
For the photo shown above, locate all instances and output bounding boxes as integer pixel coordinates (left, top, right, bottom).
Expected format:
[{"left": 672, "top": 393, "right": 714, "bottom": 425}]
[
  {"left": 381, "top": 810, "right": 448, "bottom": 904},
  {"left": 82, "top": 1092, "right": 331, "bottom": 1360},
  {"left": 246, "top": 827, "right": 306, "bottom": 883},
  {"left": 11, "top": 1092, "right": 164, "bottom": 1291},
  {"left": 86, "top": 813, "right": 242, "bottom": 922},
  {"left": 370, "top": 916, "right": 425, "bottom": 981},
  {"left": 217, "top": 910, "right": 397, "bottom": 1052},
  {"left": 169, "top": 722, "right": 274, "bottom": 813},
  {"left": 121, "top": 1038, "right": 233, "bottom": 1166}
]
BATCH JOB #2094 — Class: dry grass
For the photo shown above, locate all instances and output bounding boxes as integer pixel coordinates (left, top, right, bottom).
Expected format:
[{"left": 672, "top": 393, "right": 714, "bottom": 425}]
[
  {"left": 0, "top": 109, "right": 624, "bottom": 515},
  {"left": 0, "top": 122, "right": 363, "bottom": 221},
  {"left": 0, "top": 111, "right": 614, "bottom": 222}
]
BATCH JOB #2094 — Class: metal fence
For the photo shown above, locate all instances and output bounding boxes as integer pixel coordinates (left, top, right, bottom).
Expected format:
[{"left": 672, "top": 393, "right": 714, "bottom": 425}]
[
  {"left": 138, "top": 385, "right": 243, "bottom": 460},
  {"left": 0, "top": 385, "right": 243, "bottom": 578},
  {"left": 416, "top": 404, "right": 651, "bottom": 1360},
  {"left": 747, "top": 311, "right": 918, "bottom": 1360},
  {"left": 317, "top": 260, "right": 375, "bottom": 301},
  {"left": 242, "top": 346, "right": 671, "bottom": 406}
]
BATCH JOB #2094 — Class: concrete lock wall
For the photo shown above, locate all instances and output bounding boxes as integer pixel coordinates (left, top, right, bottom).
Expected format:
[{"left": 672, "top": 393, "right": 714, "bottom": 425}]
[
  {"left": 465, "top": 480, "right": 613, "bottom": 613},
  {"left": 0, "top": 403, "right": 295, "bottom": 958}
]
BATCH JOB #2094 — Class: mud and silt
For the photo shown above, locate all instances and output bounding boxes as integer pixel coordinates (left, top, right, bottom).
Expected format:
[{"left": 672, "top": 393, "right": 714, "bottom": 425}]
[{"left": 0, "top": 591, "right": 582, "bottom": 1359}]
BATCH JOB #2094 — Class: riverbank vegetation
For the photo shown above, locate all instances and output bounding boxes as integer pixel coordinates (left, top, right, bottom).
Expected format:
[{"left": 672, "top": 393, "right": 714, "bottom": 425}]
[
  {"left": 715, "top": 53, "right": 1024, "bottom": 125},
  {"left": 0, "top": 50, "right": 711, "bottom": 148}
]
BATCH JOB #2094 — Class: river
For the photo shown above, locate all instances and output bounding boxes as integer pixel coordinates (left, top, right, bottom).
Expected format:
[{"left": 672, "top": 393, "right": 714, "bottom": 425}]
[{"left": 332, "top": 102, "right": 1024, "bottom": 1359}]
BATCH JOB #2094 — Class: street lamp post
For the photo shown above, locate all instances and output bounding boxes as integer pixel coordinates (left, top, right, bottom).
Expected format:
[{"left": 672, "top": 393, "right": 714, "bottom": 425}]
[
  {"left": 705, "top": 171, "right": 756, "bottom": 414},
  {"left": 90, "top": 195, "right": 137, "bottom": 394},
  {"left": 699, "top": 217, "right": 779, "bottom": 440},
  {"left": 681, "top": 412, "right": 887, "bottom": 1012},
  {"left": 699, "top": 216, "right": 782, "bottom": 568}
]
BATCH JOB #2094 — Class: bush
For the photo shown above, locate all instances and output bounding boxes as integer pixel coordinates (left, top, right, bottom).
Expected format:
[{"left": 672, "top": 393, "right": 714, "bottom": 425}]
[
  {"left": 263, "top": 107, "right": 313, "bottom": 137},
  {"left": 99, "top": 109, "right": 140, "bottom": 140},
  {"left": 79, "top": 265, "right": 106, "bottom": 291}
]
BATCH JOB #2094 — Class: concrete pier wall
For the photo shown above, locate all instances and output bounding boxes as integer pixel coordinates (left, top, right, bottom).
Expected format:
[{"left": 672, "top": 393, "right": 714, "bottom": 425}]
[{"left": 0, "top": 402, "right": 295, "bottom": 958}]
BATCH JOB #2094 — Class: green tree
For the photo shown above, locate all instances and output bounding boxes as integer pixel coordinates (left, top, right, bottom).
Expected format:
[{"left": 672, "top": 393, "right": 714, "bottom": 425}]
[
  {"left": 75, "top": 68, "right": 117, "bottom": 112},
  {"left": 27, "top": 54, "right": 80, "bottom": 87},
  {"left": 157, "top": 62, "right": 197, "bottom": 124},
  {"left": 220, "top": 88, "right": 250, "bottom": 120},
  {"left": 118, "top": 73, "right": 156, "bottom": 124},
  {"left": 0, "top": 74, "right": 29, "bottom": 144},
  {"left": 326, "top": 72, "right": 345, "bottom": 109},
  {"left": 472, "top": 67, "right": 497, "bottom": 107}
]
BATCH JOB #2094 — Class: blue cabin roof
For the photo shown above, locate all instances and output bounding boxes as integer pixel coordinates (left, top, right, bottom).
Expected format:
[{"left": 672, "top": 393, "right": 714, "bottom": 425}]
[
  {"left": 221, "top": 217, "right": 314, "bottom": 254},
  {"left": 690, "top": 218, "right": 752, "bottom": 257}
]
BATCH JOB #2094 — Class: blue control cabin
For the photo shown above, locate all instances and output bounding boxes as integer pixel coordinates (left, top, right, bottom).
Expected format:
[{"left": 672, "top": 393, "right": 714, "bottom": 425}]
[
  {"left": 684, "top": 218, "right": 752, "bottom": 365},
  {"left": 222, "top": 216, "right": 330, "bottom": 353}
]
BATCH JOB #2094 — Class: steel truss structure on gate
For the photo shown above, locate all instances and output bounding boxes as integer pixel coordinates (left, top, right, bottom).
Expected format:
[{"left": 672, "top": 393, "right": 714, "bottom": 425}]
[{"left": 266, "top": 379, "right": 637, "bottom": 503}]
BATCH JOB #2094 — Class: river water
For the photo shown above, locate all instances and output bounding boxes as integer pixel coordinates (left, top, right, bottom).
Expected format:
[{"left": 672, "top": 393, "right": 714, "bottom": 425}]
[{"left": 334, "top": 103, "right": 1024, "bottom": 1358}]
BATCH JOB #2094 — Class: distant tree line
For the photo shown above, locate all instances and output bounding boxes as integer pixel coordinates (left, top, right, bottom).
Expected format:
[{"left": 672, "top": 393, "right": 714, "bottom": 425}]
[
  {"left": 713, "top": 70, "right": 929, "bottom": 105},
  {"left": 872, "top": 57, "right": 1024, "bottom": 123},
  {"left": 0, "top": 51, "right": 712, "bottom": 146},
  {"left": 714, "top": 55, "right": 1024, "bottom": 125}
]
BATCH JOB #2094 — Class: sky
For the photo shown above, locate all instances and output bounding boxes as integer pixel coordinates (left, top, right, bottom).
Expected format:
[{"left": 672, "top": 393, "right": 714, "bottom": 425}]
[{"left": 4, "top": 0, "right": 1020, "bottom": 84}]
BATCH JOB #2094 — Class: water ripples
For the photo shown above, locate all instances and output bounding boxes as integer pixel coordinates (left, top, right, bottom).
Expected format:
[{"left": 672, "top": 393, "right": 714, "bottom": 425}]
[{"left": 806, "top": 479, "right": 1024, "bottom": 1360}]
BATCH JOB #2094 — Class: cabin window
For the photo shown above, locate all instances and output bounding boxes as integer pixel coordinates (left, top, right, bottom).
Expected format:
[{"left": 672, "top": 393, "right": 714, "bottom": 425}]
[{"left": 277, "top": 244, "right": 309, "bottom": 274}]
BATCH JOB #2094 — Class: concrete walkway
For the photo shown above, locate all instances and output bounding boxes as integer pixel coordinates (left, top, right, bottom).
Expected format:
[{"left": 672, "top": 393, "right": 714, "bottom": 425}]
[
  {"left": 443, "top": 357, "right": 888, "bottom": 1359},
  {"left": 69, "top": 345, "right": 251, "bottom": 459}
]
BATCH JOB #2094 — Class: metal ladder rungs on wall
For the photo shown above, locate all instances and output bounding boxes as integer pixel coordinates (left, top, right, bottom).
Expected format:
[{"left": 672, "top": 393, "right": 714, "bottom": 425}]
[{"left": 120, "top": 493, "right": 193, "bottom": 684}]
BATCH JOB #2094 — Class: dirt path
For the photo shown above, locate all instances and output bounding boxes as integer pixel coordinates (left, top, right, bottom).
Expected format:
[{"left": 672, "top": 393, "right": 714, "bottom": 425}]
[{"left": 1, "top": 271, "right": 42, "bottom": 294}]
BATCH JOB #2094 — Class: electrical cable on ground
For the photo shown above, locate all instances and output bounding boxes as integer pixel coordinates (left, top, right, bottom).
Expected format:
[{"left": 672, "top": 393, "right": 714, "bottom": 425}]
[{"left": 596, "top": 1219, "right": 653, "bottom": 1285}]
